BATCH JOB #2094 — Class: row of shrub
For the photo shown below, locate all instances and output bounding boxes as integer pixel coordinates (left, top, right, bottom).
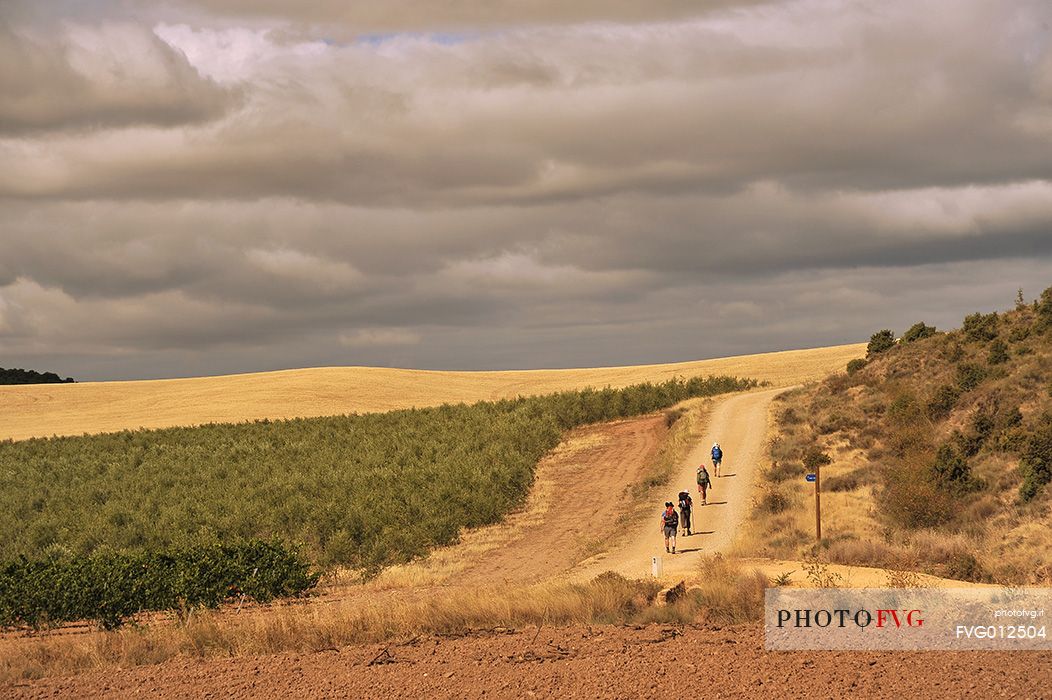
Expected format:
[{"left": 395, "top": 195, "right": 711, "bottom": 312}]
[
  {"left": 0, "top": 367, "right": 75, "bottom": 385},
  {"left": 3, "top": 375, "right": 758, "bottom": 579},
  {"left": 0, "top": 539, "right": 319, "bottom": 630}
]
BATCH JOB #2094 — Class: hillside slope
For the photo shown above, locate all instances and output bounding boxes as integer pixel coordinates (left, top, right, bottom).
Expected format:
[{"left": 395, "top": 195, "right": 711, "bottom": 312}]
[
  {"left": 749, "top": 288, "right": 1052, "bottom": 584},
  {"left": 0, "top": 344, "right": 863, "bottom": 440}
]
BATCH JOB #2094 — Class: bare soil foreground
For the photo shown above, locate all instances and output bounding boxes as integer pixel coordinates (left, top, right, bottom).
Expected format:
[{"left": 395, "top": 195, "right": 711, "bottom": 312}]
[
  {"left": 0, "top": 344, "right": 863, "bottom": 441},
  {"left": 9, "top": 624, "right": 1049, "bottom": 699}
]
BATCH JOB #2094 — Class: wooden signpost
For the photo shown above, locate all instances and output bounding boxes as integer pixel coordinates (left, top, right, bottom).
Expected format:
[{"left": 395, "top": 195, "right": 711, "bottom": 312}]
[
  {"left": 806, "top": 471, "right": 820, "bottom": 540},
  {"left": 803, "top": 447, "right": 829, "bottom": 544},
  {"left": 814, "top": 464, "right": 821, "bottom": 542}
]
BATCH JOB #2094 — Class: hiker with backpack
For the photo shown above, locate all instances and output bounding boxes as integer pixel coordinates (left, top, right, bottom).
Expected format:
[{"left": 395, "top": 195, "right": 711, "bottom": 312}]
[
  {"left": 696, "top": 464, "right": 712, "bottom": 505},
  {"left": 711, "top": 442, "right": 723, "bottom": 477},
  {"left": 660, "top": 501, "right": 679, "bottom": 554},
  {"left": 678, "top": 491, "right": 693, "bottom": 536}
]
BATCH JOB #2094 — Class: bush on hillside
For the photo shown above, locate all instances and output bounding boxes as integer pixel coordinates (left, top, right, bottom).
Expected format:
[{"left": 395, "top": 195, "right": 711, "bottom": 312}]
[
  {"left": 1008, "top": 324, "right": 1031, "bottom": 343},
  {"left": 1037, "top": 286, "right": 1052, "bottom": 332},
  {"left": 943, "top": 551, "right": 989, "bottom": 583},
  {"left": 887, "top": 391, "right": 924, "bottom": 427},
  {"left": 901, "top": 322, "right": 937, "bottom": 344},
  {"left": 955, "top": 362, "right": 988, "bottom": 392},
  {"left": 926, "top": 384, "right": 960, "bottom": 420},
  {"left": 881, "top": 463, "right": 953, "bottom": 529},
  {"left": 988, "top": 340, "right": 1009, "bottom": 365},
  {"left": 1019, "top": 413, "right": 1052, "bottom": 502},
  {"left": 953, "top": 411, "right": 995, "bottom": 458},
  {"left": 930, "top": 444, "right": 979, "bottom": 494},
  {"left": 803, "top": 446, "right": 832, "bottom": 473},
  {"left": 962, "top": 312, "right": 999, "bottom": 342},
  {"left": 846, "top": 358, "right": 867, "bottom": 375},
  {"left": 756, "top": 487, "right": 791, "bottom": 515},
  {"left": 867, "top": 330, "right": 896, "bottom": 357}
]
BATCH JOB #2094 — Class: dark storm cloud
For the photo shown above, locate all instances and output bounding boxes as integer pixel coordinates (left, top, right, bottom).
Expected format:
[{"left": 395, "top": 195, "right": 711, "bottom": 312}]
[{"left": 1, "top": 0, "right": 1051, "bottom": 380}]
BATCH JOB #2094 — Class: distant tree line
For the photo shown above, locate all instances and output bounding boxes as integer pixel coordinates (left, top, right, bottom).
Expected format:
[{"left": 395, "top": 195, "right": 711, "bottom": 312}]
[{"left": 0, "top": 367, "right": 75, "bottom": 385}]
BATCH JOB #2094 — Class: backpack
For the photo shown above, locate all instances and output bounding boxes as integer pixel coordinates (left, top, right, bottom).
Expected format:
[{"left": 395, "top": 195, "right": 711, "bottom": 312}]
[
  {"left": 712, "top": 446, "right": 723, "bottom": 461},
  {"left": 678, "top": 492, "right": 692, "bottom": 510},
  {"left": 696, "top": 467, "right": 710, "bottom": 484},
  {"left": 662, "top": 509, "right": 679, "bottom": 528}
]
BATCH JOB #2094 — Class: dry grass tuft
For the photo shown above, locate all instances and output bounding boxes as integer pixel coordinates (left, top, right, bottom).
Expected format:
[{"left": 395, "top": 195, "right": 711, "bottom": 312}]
[
  {"left": 0, "top": 574, "right": 664, "bottom": 683},
  {"left": 0, "top": 552, "right": 777, "bottom": 683}
]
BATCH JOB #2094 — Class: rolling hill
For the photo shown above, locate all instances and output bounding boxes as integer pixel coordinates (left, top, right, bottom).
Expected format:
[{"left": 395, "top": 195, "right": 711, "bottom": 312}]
[{"left": 0, "top": 344, "right": 864, "bottom": 441}]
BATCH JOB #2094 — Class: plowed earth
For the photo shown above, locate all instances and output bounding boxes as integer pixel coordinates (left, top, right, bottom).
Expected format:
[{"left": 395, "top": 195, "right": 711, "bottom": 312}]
[{"left": 9, "top": 624, "right": 1048, "bottom": 699}]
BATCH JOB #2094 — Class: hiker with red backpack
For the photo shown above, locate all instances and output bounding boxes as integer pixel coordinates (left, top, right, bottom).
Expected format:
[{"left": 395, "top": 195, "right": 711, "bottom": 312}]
[
  {"left": 696, "top": 464, "right": 712, "bottom": 505},
  {"left": 660, "top": 502, "right": 679, "bottom": 554}
]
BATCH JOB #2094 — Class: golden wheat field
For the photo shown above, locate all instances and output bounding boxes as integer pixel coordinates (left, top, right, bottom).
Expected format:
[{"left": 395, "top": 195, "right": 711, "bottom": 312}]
[{"left": 0, "top": 344, "right": 864, "bottom": 441}]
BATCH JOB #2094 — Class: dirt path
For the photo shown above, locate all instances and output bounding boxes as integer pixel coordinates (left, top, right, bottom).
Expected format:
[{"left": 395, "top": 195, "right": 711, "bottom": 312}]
[
  {"left": 572, "top": 386, "right": 785, "bottom": 581},
  {"left": 455, "top": 415, "right": 668, "bottom": 585}
]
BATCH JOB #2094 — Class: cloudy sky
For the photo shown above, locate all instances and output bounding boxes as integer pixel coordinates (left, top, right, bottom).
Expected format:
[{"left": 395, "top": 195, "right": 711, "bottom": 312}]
[{"left": 1, "top": 0, "right": 1051, "bottom": 381}]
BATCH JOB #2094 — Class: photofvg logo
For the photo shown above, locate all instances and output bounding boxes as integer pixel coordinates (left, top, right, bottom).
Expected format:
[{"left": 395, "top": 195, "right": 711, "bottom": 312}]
[
  {"left": 765, "top": 588, "right": 1052, "bottom": 651},
  {"left": 776, "top": 607, "right": 924, "bottom": 630}
]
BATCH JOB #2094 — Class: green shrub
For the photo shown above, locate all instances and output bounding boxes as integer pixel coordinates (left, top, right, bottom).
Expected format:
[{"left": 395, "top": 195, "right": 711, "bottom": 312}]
[
  {"left": 1008, "top": 325, "right": 1031, "bottom": 343},
  {"left": 926, "top": 384, "right": 960, "bottom": 420},
  {"left": 944, "top": 342, "right": 964, "bottom": 362},
  {"left": 880, "top": 464, "right": 953, "bottom": 529},
  {"left": 887, "top": 392, "right": 924, "bottom": 427},
  {"left": 963, "top": 311, "right": 999, "bottom": 341},
  {"left": 846, "top": 358, "right": 867, "bottom": 375},
  {"left": 901, "top": 322, "right": 937, "bottom": 343},
  {"left": 779, "top": 406, "right": 804, "bottom": 425},
  {"left": 0, "top": 539, "right": 318, "bottom": 630},
  {"left": 1036, "top": 285, "right": 1052, "bottom": 330},
  {"left": 956, "top": 362, "right": 987, "bottom": 392},
  {"left": 987, "top": 340, "right": 1009, "bottom": 365},
  {"left": 803, "top": 446, "right": 832, "bottom": 472},
  {"left": 952, "top": 411, "right": 996, "bottom": 458},
  {"left": 757, "top": 487, "right": 790, "bottom": 514},
  {"left": 1019, "top": 413, "right": 1052, "bottom": 502},
  {"left": 930, "top": 444, "right": 979, "bottom": 494},
  {"left": 867, "top": 330, "right": 896, "bottom": 357}
]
